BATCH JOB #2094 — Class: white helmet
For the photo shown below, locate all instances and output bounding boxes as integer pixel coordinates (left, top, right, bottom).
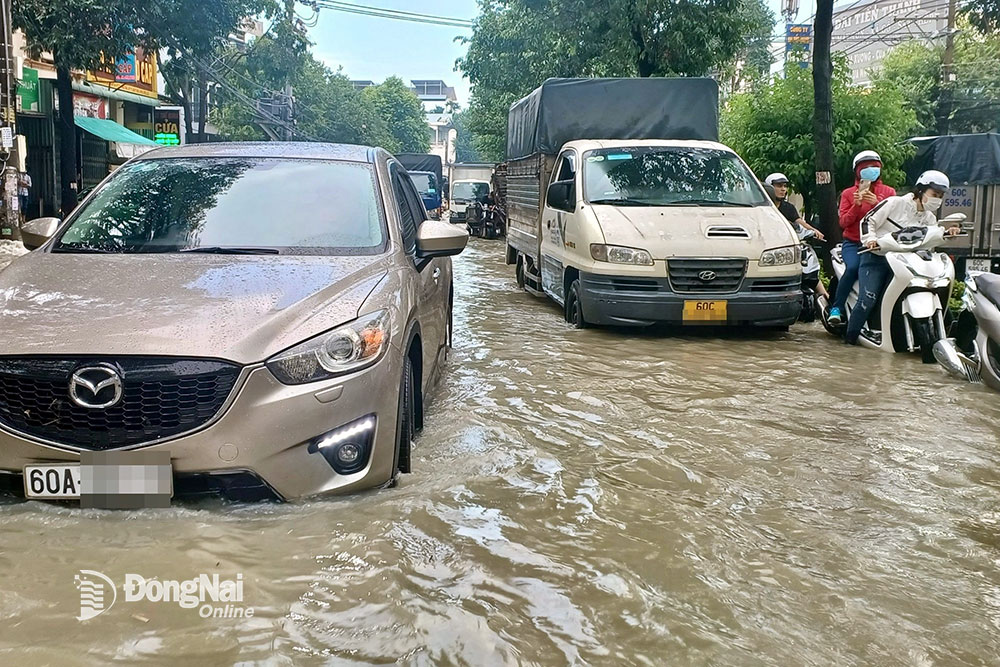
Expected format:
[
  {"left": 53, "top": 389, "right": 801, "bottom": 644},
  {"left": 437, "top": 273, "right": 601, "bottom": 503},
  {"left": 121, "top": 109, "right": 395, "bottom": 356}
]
[
  {"left": 764, "top": 173, "right": 790, "bottom": 186},
  {"left": 916, "top": 169, "right": 950, "bottom": 191},
  {"left": 853, "top": 150, "right": 882, "bottom": 169}
]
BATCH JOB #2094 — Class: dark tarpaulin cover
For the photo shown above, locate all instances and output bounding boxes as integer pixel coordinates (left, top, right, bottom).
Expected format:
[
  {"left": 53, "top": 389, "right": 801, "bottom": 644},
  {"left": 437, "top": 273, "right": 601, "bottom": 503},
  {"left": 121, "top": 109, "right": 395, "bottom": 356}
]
[
  {"left": 506, "top": 78, "right": 720, "bottom": 160},
  {"left": 396, "top": 153, "right": 443, "bottom": 184},
  {"left": 906, "top": 133, "right": 1000, "bottom": 185}
]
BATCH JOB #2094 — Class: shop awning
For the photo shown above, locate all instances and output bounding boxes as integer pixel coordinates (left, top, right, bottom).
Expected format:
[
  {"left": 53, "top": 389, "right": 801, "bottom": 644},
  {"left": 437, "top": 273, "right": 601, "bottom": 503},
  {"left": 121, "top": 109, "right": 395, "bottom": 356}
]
[
  {"left": 72, "top": 79, "right": 160, "bottom": 107},
  {"left": 74, "top": 115, "right": 157, "bottom": 145}
]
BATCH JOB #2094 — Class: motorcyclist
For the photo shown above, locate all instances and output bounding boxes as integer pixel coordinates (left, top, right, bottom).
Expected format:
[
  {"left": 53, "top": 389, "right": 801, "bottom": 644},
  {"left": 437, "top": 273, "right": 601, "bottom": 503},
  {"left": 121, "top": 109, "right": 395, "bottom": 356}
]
[
  {"left": 764, "top": 173, "right": 826, "bottom": 240},
  {"left": 828, "top": 150, "right": 896, "bottom": 325},
  {"left": 844, "top": 170, "right": 960, "bottom": 345}
]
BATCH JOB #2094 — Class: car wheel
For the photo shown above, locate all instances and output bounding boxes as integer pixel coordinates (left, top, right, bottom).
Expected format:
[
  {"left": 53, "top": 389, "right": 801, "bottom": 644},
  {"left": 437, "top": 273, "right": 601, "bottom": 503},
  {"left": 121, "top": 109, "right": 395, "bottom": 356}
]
[
  {"left": 565, "top": 279, "right": 588, "bottom": 329},
  {"left": 395, "top": 355, "right": 415, "bottom": 475}
]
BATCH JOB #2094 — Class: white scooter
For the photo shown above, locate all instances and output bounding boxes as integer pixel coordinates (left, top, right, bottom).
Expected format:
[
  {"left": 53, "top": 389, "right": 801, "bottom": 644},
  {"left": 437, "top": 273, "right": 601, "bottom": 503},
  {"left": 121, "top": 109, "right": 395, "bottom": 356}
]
[
  {"left": 933, "top": 270, "right": 1000, "bottom": 390},
  {"left": 798, "top": 227, "right": 822, "bottom": 323},
  {"left": 820, "top": 215, "right": 964, "bottom": 362}
]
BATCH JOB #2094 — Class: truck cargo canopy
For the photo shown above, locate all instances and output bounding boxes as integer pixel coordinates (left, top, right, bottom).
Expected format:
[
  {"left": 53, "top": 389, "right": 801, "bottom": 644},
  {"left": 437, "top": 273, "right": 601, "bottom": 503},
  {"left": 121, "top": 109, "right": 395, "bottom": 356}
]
[
  {"left": 906, "top": 133, "right": 1000, "bottom": 185},
  {"left": 507, "top": 78, "right": 719, "bottom": 160},
  {"left": 396, "top": 153, "right": 443, "bottom": 184}
]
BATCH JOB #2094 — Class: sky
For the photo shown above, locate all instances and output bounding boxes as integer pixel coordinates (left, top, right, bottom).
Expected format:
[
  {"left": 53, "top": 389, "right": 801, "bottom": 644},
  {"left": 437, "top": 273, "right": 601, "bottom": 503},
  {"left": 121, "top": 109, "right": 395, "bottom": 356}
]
[{"left": 306, "top": 0, "right": 824, "bottom": 108}]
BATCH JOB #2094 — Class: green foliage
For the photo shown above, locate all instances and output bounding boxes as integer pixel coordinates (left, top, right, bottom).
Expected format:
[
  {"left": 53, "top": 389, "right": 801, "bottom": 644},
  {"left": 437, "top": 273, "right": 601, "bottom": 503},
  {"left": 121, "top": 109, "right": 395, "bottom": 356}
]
[
  {"left": 458, "top": 0, "right": 773, "bottom": 160},
  {"left": 722, "top": 58, "right": 917, "bottom": 218},
  {"left": 873, "top": 22, "right": 1000, "bottom": 135},
  {"left": 950, "top": 281, "right": 966, "bottom": 319},
  {"left": 451, "top": 110, "right": 483, "bottom": 163},
  {"left": 360, "top": 77, "right": 431, "bottom": 153},
  {"left": 963, "top": 0, "right": 1000, "bottom": 33}
]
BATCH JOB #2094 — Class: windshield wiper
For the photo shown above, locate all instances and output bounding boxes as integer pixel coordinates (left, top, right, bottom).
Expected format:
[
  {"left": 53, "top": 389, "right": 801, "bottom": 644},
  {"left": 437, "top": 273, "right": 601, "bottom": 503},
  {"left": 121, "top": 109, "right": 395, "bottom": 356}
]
[
  {"left": 588, "top": 198, "right": 654, "bottom": 206},
  {"left": 664, "top": 199, "right": 754, "bottom": 207},
  {"left": 178, "top": 246, "right": 281, "bottom": 255},
  {"left": 51, "top": 245, "right": 114, "bottom": 254}
]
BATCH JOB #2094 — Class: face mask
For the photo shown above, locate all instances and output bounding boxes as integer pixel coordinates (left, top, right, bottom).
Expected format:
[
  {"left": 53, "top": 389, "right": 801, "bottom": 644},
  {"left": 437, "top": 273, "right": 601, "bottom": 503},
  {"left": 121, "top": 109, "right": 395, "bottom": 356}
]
[
  {"left": 859, "top": 166, "right": 881, "bottom": 181},
  {"left": 923, "top": 195, "right": 943, "bottom": 212}
]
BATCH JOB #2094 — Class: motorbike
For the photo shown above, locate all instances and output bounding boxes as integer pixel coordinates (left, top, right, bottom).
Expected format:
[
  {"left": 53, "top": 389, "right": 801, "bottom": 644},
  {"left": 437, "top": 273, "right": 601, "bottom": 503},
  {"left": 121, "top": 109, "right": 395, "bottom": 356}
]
[
  {"left": 798, "top": 227, "right": 822, "bottom": 323},
  {"left": 933, "top": 271, "right": 1000, "bottom": 390},
  {"left": 819, "top": 216, "right": 964, "bottom": 362},
  {"left": 467, "top": 201, "right": 506, "bottom": 239}
]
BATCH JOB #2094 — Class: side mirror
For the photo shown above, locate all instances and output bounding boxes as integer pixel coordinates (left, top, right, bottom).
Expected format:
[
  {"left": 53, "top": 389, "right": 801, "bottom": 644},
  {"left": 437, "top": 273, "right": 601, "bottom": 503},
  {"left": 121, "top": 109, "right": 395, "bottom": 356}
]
[
  {"left": 416, "top": 219, "right": 468, "bottom": 269},
  {"left": 546, "top": 180, "right": 575, "bottom": 212},
  {"left": 21, "top": 217, "right": 61, "bottom": 251},
  {"left": 941, "top": 212, "right": 967, "bottom": 224}
]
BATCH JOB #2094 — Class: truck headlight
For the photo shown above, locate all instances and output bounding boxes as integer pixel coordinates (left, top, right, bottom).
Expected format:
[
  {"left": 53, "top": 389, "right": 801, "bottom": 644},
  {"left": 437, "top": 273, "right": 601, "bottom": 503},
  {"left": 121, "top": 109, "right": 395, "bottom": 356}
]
[
  {"left": 266, "top": 310, "right": 390, "bottom": 384},
  {"left": 590, "top": 244, "right": 654, "bottom": 266},
  {"left": 760, "top": 246, "right": 800, "bottom": 266}
]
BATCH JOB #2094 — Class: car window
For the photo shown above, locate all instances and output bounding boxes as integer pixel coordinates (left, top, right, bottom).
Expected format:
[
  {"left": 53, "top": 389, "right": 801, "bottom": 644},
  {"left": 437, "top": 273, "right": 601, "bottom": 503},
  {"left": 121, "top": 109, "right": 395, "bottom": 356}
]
[
  {"left": 410, "top": 172, "right": 437, "bottom": 195},
  {"left": 391, "top": 167, "right": 419, "bottom": 255},
  {"left": 555, "top": 152, "right": 576, "bottom": 182},
  {"left": 452, "top": 181, "right": 489, "bottom": 202},
  {"left": 53, "top": 158, "right": 387, "bottom": 254}
]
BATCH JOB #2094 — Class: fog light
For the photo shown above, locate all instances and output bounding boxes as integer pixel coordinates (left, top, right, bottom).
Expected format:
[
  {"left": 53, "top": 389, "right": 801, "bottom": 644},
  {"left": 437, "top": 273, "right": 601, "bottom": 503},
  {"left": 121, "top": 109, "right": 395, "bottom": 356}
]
[{"left": 307, "top": 415, "right": 376, "bottom": 475}]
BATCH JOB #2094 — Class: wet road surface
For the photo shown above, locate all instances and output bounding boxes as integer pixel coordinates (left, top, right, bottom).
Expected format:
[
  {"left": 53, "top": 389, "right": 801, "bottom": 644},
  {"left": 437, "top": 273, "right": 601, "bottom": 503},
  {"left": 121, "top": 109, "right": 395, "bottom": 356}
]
[{"left": 2, "top": 239, "right": 1000, "bottom": 665}]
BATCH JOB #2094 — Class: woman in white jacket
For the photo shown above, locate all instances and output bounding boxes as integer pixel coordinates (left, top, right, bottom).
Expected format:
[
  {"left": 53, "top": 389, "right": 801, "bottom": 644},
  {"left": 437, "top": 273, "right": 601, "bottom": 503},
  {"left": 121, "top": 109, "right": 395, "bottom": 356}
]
[{"left": 844, "top": 170, "right": 960, "bottom": 344}]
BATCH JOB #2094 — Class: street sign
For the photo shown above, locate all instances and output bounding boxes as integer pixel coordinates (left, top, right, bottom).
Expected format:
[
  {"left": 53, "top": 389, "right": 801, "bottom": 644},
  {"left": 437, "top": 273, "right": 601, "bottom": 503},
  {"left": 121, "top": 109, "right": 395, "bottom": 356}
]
[
  {"left": 1, "top": 127, "right": 13, "bottom": 149},
  {"left": 786, "top": 23, "right": 812, "bottom": 67}
]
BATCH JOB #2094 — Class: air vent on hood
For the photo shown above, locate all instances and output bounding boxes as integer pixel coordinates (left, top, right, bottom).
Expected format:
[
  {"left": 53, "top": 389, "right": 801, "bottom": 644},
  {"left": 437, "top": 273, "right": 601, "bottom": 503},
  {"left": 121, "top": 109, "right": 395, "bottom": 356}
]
[{"left": 705, "top": 225, "right": 751, "bottom": 239}]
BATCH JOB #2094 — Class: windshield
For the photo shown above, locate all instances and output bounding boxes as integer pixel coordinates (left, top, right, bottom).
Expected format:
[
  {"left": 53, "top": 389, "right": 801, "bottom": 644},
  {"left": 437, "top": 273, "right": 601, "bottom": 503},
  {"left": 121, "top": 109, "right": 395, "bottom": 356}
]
[
  {"left": 584, "top": 147, "right": 770, "bottom": 207},
  {"left": 410, "top": 172, "right": 437, "bottom": 195},
  {"left": 453, "top": 181, "right": 489, "bottom": 202},
  {"left": 53, "top": 158, "right": 386, "bottom": 254}
]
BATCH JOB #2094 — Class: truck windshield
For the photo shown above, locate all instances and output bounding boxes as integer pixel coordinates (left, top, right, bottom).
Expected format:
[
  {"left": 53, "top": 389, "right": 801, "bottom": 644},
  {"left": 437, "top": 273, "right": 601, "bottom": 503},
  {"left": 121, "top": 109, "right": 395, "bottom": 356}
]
[
  {"left": 410, "top": 172, "right": 437, "bottom": 195},
  {"left": 453, "top": 182, "right": 489, "bottom": 202},
  {"left": 584, "top": 147, "right": 770, "bottom": 207}
]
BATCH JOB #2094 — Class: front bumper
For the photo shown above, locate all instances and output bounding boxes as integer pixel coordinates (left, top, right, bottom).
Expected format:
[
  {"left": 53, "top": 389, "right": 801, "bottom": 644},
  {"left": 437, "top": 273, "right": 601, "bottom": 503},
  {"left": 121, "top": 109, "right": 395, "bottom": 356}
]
[
  {"left": 580, "top": 272, "right": 802, "bottom": 327},
  {"left": 0, "top": 348, "right": 405, "bottom": 501}
]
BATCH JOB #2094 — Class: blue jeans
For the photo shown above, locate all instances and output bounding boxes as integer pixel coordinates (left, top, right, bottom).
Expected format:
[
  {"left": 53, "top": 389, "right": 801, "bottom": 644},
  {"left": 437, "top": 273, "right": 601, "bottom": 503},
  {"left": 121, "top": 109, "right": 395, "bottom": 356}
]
[
  {"left": 832, "top": 240, "right": 861, "bottom": 312},
  {"left": 845, "top": 252, "right": 891, "bottom": 343}
]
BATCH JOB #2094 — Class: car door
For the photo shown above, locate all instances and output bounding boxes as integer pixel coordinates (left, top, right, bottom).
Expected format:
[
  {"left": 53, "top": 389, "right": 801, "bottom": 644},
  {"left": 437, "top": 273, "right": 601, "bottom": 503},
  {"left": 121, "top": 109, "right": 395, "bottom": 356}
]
[
  {"left": 540, "top": 150, "right": 578, "bottom": 304},
  {"left": 391, "top": 165, "right": 446, "bottom": 375}
]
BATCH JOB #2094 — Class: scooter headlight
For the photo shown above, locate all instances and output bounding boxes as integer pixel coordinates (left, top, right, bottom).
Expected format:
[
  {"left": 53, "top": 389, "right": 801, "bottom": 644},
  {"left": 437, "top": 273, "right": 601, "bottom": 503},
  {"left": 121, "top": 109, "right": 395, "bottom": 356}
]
[{"left": 760, "top": 245, "right": 801, "bottom": 266}]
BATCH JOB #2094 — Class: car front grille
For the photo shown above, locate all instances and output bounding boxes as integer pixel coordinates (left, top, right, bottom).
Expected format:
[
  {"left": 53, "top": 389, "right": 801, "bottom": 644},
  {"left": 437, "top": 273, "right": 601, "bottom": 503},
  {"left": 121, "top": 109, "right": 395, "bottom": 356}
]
[
  {"left": 667, "top": 258, "right": 747, "bottom": 293},
  {"left": 0, "top": 357, "right": 241, "bottom": 450}
]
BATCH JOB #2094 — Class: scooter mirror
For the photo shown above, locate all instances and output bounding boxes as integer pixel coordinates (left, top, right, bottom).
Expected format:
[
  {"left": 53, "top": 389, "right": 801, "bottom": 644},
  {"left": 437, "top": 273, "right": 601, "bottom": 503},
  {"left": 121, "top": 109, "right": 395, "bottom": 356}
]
[{"left": 941, "top": 212, "right": 967, "bottom": 224}]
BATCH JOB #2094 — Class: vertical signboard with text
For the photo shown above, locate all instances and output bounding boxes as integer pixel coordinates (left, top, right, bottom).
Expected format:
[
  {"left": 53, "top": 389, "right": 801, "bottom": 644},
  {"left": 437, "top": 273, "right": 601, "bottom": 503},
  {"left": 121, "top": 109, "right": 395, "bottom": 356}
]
[{"left": 785, "top": 24, "right": 812, "bottom": 68}]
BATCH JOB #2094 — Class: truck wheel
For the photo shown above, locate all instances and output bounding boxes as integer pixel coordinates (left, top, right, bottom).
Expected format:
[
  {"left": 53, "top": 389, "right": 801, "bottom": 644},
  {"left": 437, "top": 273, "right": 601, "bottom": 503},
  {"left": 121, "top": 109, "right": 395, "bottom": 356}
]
[
  {"left": 565, "top": 279, "right": 588, "bottom": 329},
  {"left": 912, "top": 316, "right": 938, "bottom": 364},
  {"left": 515, "top": 256, "right": 525, "bottom": 290}
]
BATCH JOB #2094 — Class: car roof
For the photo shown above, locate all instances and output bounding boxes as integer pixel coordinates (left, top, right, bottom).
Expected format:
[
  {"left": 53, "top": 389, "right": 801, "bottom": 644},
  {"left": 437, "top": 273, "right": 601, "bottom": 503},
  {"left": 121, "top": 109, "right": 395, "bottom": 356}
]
[{"left": 135, "top": 141, "right": 379, "bottom": 163}]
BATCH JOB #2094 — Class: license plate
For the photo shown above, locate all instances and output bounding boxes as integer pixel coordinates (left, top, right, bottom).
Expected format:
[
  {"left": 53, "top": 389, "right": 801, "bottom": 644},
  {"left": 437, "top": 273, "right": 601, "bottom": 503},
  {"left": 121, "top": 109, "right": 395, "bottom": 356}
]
[
  {"left": 23, "top": 464, "right": 81, "bottom": 499},
  {"left": 683, "top": 300, "right": 728, "bottom": 322},
  {"left": 968, "top": 258, "right": 992, "bottom": 273},
  {"left": 24, "top": 451, "right": 173, "bottom": 507}
]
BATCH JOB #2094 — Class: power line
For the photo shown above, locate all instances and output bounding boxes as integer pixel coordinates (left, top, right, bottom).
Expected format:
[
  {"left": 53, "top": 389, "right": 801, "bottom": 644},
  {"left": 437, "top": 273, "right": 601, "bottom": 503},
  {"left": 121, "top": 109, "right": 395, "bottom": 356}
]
[{"left": 315, "top": 1, "right": 473, "bottom": 28}]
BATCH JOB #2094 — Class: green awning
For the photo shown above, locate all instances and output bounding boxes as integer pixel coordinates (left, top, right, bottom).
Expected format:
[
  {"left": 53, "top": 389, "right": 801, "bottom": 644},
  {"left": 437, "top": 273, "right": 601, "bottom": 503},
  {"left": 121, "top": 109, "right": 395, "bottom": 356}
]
[
  {"left": 74, "top": 116, "right": 157, "bottom": 145},
  {"left": 72, "top": 80, "right": 160, "bottom": 108}
]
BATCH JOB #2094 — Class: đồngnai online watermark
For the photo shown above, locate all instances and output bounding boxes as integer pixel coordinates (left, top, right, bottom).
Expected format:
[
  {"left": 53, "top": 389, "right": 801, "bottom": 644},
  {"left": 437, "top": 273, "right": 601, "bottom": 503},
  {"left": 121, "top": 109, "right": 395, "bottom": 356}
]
[{"left": 75, "top": 570, "right": 252, "bottom": 621}]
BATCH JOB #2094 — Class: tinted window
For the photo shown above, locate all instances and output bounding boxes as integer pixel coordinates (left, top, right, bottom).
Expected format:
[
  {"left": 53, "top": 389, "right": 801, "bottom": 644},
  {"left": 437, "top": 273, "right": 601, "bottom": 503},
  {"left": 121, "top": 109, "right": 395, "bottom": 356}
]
[
  {"left": 54, "top": 158, "right": 386, "bottom": 254},
  {"left": 410, "top": 172, "right": 437, "bottom": 195},
  {"left": 556, "top": 153, "right": 576, "bottom": 182},
  {"left": 583, "top": 147, "right": 769, "bottom": 207},
  {"left": 392, "top": 169, "right": 418, "bottom": 255}
]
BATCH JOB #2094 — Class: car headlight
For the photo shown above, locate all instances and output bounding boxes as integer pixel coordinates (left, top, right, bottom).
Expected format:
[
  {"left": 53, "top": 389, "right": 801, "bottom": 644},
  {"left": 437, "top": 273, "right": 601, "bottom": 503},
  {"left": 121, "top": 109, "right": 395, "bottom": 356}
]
[
  {"left": 266, "top": 310, "right": 390, "bottom": 384},
  {"left": 590, "top": 244, "right": 654, "bottom": 266},
  {"left": 759, "top": 246, "right": 801, "bottom": 266}
]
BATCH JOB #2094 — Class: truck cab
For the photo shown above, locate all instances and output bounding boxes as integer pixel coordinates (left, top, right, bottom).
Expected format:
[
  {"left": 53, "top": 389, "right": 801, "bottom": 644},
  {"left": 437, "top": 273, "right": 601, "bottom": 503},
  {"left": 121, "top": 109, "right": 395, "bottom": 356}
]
[
  {"left": 449, "top": 179, "right": 490, "bottom": 223},
  {"left": 533, "top": 139, "right": 801, "bottom": 327}
]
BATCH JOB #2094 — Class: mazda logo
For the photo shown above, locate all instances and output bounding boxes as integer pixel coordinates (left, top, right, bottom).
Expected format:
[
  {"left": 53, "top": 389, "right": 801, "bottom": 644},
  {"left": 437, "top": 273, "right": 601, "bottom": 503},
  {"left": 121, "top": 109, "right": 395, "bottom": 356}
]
[
  {"left": 69, "top": 365, "right": 124, "bottom": 409},
  {"left": 698, "top": 270, "right": 718, "bottom": 282}
]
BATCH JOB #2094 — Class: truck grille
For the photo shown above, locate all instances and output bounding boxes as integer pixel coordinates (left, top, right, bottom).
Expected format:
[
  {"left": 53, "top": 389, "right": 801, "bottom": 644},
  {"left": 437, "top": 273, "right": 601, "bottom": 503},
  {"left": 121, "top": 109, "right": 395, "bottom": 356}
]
[
  {"left": 0, "top": 357, "right": 240, "bottom": 449},
  {"left": 667, "top": 258, "right": 747, "bottom": 293}
]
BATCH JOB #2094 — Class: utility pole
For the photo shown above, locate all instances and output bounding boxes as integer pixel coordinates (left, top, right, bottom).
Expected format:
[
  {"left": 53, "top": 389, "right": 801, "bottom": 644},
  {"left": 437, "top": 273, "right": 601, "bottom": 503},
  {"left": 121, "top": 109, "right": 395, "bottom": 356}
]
[
  {"left": 284, "top": 0, "right": 295, "bottom": 141},
  {"left": 812, "top": 0, "right": 839, "bottom": 244},
  {"left": 0, "top": 0, "right": 20, "bottom": 241},
  {"left": 936, "top": 0, "right": 958, "bottom": 135}
]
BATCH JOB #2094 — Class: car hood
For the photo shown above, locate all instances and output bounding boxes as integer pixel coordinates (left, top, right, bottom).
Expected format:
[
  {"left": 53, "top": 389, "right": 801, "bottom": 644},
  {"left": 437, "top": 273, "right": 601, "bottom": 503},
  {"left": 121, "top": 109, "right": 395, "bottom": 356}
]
[
  {"left": 0, "top": 252, "right": 389, "bottom": 364},
  {"left": 593, "top": 204, "right": 797, "bottom": 257}
]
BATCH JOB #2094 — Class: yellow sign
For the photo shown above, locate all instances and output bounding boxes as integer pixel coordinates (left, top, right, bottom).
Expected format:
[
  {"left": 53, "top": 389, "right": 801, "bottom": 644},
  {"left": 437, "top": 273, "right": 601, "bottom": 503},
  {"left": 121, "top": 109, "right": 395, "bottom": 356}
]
[
  {"left": 87, "top": 49, "right": 158, "bottom": 99},
  {"left": 683, "top": 300, "right": 728, "bottom": 322}
]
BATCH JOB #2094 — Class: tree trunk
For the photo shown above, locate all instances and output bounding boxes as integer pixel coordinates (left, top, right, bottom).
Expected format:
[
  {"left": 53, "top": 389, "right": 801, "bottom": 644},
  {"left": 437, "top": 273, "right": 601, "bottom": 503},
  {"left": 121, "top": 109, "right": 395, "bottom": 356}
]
[
  {"left": 812, "top": 0, "right": 839, "bottom": 244},
  {"left": 181, "top": 80, "right": 194, "bottom": 143},
  {"left": 196, "top": 73, "right": 209, "bottom": 144},
  {"left": 55, "top": 63, "right": 77, "bottom": 217},
  {"left": 630, "top": 22, "right": 654, "bottom": 77}
]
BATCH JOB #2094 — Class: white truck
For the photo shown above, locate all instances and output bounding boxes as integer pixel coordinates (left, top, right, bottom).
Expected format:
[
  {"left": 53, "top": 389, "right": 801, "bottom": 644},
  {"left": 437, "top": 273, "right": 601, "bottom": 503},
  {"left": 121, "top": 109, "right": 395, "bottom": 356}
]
[
  {"left": 448, "top": 163, "right": 494, "bottom": 224},
  {"left": 505, "top": 78, "right": 802, "bottom": 328}
]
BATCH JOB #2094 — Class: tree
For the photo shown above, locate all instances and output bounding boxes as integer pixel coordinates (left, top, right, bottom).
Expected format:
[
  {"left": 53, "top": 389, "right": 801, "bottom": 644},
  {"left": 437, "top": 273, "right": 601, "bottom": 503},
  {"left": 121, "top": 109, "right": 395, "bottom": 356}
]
[
  {"left": 451, "top": 110, "right": 483, "bottom": 163},
  {"left": 722, "top": 58, "right": 916, "bottom": 221},
  {"left": 13, "top": 0, "right": 267, "bottom": 214},
  {"left": 360, "top": 77, "right": 431, "bottom": 153},
  {"left": 873, "top": 23, "right": 1000, "bottom": 135},
  {"left": 457, "top": 0, "right": 772, "bottom": 161}
]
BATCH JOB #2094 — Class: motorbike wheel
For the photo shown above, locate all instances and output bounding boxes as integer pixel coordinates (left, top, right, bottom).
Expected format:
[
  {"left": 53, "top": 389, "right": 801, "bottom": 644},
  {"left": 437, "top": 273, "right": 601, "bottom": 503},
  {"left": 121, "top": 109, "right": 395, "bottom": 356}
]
[{"left": 912, "top": 316, "right": 938, "bottom": 364}]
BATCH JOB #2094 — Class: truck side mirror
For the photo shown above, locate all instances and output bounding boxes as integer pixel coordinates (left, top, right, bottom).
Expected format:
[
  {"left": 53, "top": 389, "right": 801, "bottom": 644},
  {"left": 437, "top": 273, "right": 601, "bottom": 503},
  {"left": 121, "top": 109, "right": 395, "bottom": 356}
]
[{"left": 546, "top": 180, "right": 575, "bottom": 212}]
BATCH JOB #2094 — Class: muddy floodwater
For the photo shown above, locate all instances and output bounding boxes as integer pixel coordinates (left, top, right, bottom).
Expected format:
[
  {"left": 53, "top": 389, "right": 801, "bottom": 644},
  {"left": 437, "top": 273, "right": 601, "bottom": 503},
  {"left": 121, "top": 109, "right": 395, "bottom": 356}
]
[{"left": 2, "top": 240, "right": 1000, "bottom": 665}]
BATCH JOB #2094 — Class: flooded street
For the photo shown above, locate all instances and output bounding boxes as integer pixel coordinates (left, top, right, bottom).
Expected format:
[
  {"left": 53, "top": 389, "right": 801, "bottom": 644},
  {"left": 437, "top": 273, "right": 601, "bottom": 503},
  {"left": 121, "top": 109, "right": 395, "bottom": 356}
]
[{"left": 3, "top": 239, "right": 1000, "bottom": 665}]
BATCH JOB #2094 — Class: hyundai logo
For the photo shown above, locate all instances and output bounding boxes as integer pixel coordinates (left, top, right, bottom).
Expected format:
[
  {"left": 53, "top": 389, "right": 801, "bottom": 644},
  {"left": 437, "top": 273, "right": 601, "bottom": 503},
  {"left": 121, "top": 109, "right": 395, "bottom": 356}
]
[
  {"left": 698, "top": 270, "right": 718, "bottom": 282},
  {"left": 69, "top": 365, "right": 124, "bottom": 409}
]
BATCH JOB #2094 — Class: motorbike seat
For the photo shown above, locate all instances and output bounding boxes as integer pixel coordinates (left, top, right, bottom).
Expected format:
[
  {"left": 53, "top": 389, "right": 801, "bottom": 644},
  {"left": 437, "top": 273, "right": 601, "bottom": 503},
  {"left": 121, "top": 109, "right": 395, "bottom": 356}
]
[{"left": 975, "top": 272, "right": 1000, "bottom": 309}]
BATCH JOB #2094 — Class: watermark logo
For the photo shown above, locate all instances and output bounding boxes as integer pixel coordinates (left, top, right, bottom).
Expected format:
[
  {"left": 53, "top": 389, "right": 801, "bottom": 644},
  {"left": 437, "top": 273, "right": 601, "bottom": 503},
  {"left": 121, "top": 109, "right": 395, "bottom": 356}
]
[
  {"left": 74, "top": 570, "right": 117, "bottom": 621},
  {"left": 73, "top": 571, "right": 251, "bottom": 621}
]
